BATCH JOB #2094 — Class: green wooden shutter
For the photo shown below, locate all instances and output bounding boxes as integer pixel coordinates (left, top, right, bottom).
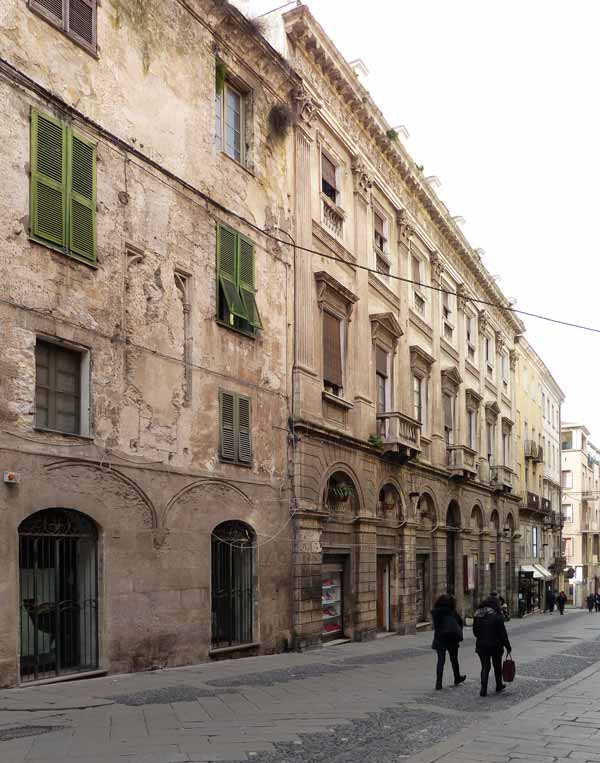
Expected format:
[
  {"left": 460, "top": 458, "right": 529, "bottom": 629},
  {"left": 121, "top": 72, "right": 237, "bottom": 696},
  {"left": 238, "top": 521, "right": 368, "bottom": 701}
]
[
  {"left": 238, "top": 236, "right": 262, "bottom": 329},
  {"left": 217, "top": 224, "right": 247, "bottom": 319},
  {"left": 219, "top": 391, "right": 236, "bottom": 461},
  {"left": 68, "top": 129, "right": 96, "bottom": 261},
  {"left": 237, "top": 395, "right": 252, "bottom": 464},
  {"left": 31, "top": 110, "right": 67, "bottom": 248}
]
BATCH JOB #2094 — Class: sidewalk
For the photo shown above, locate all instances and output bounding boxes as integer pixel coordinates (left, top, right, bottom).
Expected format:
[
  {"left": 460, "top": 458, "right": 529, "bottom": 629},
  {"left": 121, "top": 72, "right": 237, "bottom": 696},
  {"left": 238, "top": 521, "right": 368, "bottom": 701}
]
[{"left": 0, "top": 609, "right": 598, "bottom": 762}]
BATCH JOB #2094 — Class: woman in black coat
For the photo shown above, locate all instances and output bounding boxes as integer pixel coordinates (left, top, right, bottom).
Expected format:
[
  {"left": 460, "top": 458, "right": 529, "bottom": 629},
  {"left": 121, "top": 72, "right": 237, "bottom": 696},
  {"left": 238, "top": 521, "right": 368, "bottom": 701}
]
[
  {"left": 431, "top": 594, "right": 466, "bottom": 690},
  {"left": 473, "top": 595, "right": 512, "bottom": 696}
]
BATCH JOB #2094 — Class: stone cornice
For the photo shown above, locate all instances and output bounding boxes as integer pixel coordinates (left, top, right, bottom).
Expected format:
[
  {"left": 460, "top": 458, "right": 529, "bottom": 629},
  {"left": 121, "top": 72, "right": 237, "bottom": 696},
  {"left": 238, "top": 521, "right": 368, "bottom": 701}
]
[{"left": 283, "top": 6, "right": 525, "bottom": 336}]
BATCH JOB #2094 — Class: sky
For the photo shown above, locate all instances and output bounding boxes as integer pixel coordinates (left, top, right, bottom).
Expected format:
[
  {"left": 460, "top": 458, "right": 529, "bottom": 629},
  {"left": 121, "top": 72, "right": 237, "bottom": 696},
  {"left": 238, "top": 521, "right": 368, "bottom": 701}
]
[{"left": 247, "top": 0, "right": 599, "bottom": 436}]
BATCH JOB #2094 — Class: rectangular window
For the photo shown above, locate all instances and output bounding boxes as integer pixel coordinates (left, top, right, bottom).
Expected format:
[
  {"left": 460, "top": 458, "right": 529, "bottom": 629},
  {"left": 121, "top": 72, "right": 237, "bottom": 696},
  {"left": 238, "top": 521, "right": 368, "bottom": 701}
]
[
  {"left": 441, "top": 286, "right": 454, "bottom": 342},
  {"left": 413, "top": 374, "right": 428, "bottom": 431},
  {"left": 561, "top": 470, "right": 572, "bottom": 489},
  {"left": 532, "top": 527, "right": 538, "bottom": 559},
  {"left": 323, "top": 311, "right": 343, "bottom": 396},
  {"left": 374, "top": 211, "right": 386, "bottom": 253},
  {"left": 216, "top": 223, "right": 262, "bottom": 334},
  {"left": 563, "top": 537, "right": 572, "bottom": 561},
  {"left": 216, "top": 81, "right": 245, "bottom": 163},
  {"left": 412, "top": 256, "right": 426, "bottom": 315},
  {"left": 443, "top": 392, "right": 455, "bottom": 445},
  {"left": 375, "top": 346, "right": 389, "bottom": 414},
  {"left": 485, "top": 335, "right": 494, "bottom": 374},
  {"left": 467, "top": 408, "right": 477, "bottom": 450},
  {"left": 30, "top": 110, "right": 96, "bottom": 263},
  {"left": 321, "top": 153, "right": 338, "bottom": 203},
  {"left": 219, "top": 390, "right": 252, "bottom": 465},
  {"left": 503, "top": 431, "right": 510, "bottom": 465},
  {"left": 466, "top": 314, "right": 476, "bottom": 361},
  {"left": 35, "top": 339, "right": 88, "bottom": 435},
  {"left": 562, "top": 504, "right": 573, "bottom": 522},
  {"left": 501, "top": 353, "right": 509, "bottom": 383},
  {"left": 486, "top": 422, "right": 495, "bottom": 465},
  {"left": 29, "top": 0, "right": 97, "bottom": 54}
]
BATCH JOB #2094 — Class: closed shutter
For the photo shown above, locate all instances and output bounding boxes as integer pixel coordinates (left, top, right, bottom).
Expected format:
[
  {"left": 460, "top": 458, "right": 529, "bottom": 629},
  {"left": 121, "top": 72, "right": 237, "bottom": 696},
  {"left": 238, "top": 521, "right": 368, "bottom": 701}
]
[
  {"left": 443, "top": 393, "right": 453, "bottom": 429},
  {"left": 238, "top": 237, "right": 263, "bottom": 329},
  {"left": 30, "top": 0, "right": 64, "bottom": 25},
  {"left": 217, "top": 224, "right": 247, "bottom": 319},
  {"left": 237, "top": 396, "right": 252, "bottom": 464},
  {"left": 220, "top": 391, "right": 236, "bottom": 461},
  {"left": 31, "top": 111, "right": 67, "bottom": 248},
  {"left": 375, "top": 346, "right": 388, "bottom": 377},
  {"left": 323, "top": 312, "right": 342, "bottom": 388},
  {"left": 67, "top": 0, "right": 96, "bottom": 49},
  {"left": 321, "top": 154, "right": 337, "bottom": 191},
  {"left": 68, "top": 130, "right": 96, "bottom": 261}
]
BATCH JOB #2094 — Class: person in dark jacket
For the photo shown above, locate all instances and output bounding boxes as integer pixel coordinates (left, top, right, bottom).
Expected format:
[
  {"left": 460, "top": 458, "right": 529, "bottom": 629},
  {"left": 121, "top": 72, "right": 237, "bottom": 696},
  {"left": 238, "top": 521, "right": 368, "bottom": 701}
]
[
  {"left": 557, "top": 591, "right": 567, "bottom": 614},
  {"left": 595, "top": 592, "right": 600, "bottom": 612},
  {"left": 431, "top": 594, "right": 466, "bottom": 690},
  {"left": 546, "top": 590, "right": 555, "bottom": 613},
  {"left": 587, "top": 593, "right": 595, "bottom": 612},
  {"left": 473, "top": 595, "right": 511, "bottom": 697}
]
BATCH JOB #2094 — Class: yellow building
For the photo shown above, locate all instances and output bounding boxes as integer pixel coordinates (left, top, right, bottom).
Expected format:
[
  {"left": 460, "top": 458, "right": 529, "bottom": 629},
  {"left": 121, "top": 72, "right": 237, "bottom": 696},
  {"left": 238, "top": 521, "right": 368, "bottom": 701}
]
[{"left": 514, "top": 336, "right": 563, "bottom": 614}]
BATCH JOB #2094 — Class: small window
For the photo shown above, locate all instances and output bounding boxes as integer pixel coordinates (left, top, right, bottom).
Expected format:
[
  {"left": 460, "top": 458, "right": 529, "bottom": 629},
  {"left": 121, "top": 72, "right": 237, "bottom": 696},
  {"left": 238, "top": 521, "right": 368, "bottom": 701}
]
[
  {"left": 485, "top": 335, "right": 494, "bottom": 376},
  {"left": 35, "top": 339, "right": 89, "bottom": 436},
  {"left": 503, "top": 430, "right": 510, "bottom": 465},
  {"left": 321, "top": 153, "right": 338, "bottom": 203},
  {"left": 443, "top": 392, "right": 455, "bottom": 445},
  {"left": 29, "top": 0, "right": 97, "bottom": 54},
  {"left": 374, "top": 211, "right": 387, "bottom": 253},
  {"left": 486, "top": 421, "right": 496, "bottom": 466},
  {"left": 466, "top": 314, "right": 476, "bottom": 361},
  {"left": 30, "top": 110, "right": 97, "bottom": 263},
  {"left": 561, "top": 470, "right": 572, "bottom": 489},
  {"left": 467, "top": 408, "right": 477, "bottom": 450},
  {"left": 532, "top": 527, "right": 538, "bottom": 558},
  {"left": 216, "top": 224, "right": 262, "bottom": 335},
  {"left": 501, "top": 353, "right": 509, "bottom": 389},
  {"left": 375, "top": 346, "right": 389, "bottom": 414},
  {"left": 219, "top": 391, "right": 252, "bottom": 465},
  {"left": 323, "top": 311, "right": 343, "bottom": 396},
  {"left": 216, "top": 80, "right": 245, "bottom": 164},
  {"left": 412, "top": 256, "right": 426, "bottom": 315},
  {"left": 561, "top": 504, "right": 572, "bottom": 522},
  {"left": 413, "top": 375, "right": 426, "bottom": 428}
]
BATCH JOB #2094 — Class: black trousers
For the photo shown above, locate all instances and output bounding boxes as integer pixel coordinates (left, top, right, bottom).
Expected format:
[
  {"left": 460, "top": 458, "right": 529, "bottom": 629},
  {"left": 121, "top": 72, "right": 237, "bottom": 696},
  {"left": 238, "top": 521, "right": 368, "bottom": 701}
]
[
  {"left": 436, "top": 645, "right": 461, "bottom": 685},
  {"left": 478, "top": 649, "right": 503, "bottom": 692}
]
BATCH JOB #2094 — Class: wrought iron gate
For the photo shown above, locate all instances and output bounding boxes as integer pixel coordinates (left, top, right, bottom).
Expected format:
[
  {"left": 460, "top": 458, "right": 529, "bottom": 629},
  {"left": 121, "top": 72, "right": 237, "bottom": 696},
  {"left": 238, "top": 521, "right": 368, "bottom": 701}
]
[
  {"left": 211, "top": 521, "right": 254, "bottom": 649},
  {"left": 19, "top": 509, "right": 98, "bottom": 682}
]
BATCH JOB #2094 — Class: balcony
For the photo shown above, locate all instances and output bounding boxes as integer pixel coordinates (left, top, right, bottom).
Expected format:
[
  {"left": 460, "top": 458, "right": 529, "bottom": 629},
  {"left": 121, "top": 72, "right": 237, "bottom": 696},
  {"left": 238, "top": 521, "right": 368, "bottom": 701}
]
[
  {"left": 524, "top": 439, "right": 538, "bottom": 460},
  {"left": 544, "top": 511, "right": 562, "bottom": 529},
  {"left": 533, "top": 445, "right": 544, "bottom": 464},
  {"left": 490, "top": 465, "right": 513, "bottom": 492},
  {"left": 582, "top": 490, "right": 597, "bottom": 502},
  {"left": 321, "top": 193, "right": 344, "bottom": 239},
  {"left": 376, "top": 411, "right": 421, "bottom": 461},
  {"left": 521, "top": 491, "right": 548, "bottom": 514},
  {"left": 541, "top": 498, "right": 551, "bottom": 513},
  {"left": 447, "top": 446, "right": 478, "bottom": 479}
]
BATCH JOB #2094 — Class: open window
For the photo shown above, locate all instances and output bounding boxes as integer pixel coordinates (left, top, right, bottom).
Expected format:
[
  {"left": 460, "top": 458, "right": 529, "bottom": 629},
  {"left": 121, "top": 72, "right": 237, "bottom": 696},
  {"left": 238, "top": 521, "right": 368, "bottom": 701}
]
[{"left": 216, "top": 223, "right": 262, "bottom": 335}]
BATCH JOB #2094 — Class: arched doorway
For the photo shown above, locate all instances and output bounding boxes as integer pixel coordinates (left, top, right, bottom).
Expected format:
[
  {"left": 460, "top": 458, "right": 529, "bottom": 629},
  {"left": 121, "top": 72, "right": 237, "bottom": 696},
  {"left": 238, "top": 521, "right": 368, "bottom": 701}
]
[
  {"left": 446, "top": 502, "right": 461, "bottom": 596},
  {"left": 19, "top": 508, "right": 98, "bottom": 683},
  {"left": 376, "top": 484, "right": 402, "bottom": 632},
  {"left": 211, "top": 521, "right": 255, "bottom": 649}
]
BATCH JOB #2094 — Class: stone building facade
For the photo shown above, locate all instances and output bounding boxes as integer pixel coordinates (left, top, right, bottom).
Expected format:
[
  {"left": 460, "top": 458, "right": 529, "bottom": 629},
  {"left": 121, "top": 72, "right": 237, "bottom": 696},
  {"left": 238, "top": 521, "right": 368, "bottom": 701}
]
[
  {"left": 0, "top": 0, "right": 298, "bottom": 687},
  {"left": 263, "top": 5, "right": 526, "bottom": 649}
]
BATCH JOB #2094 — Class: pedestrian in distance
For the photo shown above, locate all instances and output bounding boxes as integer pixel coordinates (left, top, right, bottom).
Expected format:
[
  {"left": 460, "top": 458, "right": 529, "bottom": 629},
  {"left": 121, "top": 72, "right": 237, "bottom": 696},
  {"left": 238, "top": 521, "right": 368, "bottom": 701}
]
[
  {"left": 557, "top": 590, "right": 567, "bottom": 615},
  {"left": 546, "top": 590, "right": 555, "bottom": 613},
  {"left": 587, "top": 593, "right": 595, "bottom": 613},
  {"left": 431, "top": 594, "right": 466, "bottom": 691},
  {"left": 473, "top": 595, "right": 512, "bottom": 697},
  {"left": 595, "top": 592, "right": 600, "bottom": 612}
]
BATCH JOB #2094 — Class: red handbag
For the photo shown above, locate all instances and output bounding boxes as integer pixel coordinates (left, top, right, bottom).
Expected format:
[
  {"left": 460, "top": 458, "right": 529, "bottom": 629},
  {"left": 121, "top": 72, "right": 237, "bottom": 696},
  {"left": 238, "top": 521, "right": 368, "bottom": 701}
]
[{"left": 502, "top": 655, "right": 516, "bottom": 683}]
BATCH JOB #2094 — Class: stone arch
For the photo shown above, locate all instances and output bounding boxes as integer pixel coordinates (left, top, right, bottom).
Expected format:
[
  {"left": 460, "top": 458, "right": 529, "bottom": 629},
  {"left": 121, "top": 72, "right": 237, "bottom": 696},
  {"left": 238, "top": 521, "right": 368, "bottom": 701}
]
[
  {"left": 164, "top": 478, "right": 253, "bottom": 531},
  {"left": 446, "top": 500, "right": 461, "bottom": 529},
  {"left": 320, "top": 463, "right": 364, "bottom": 515},
  {"left": 416, "top": 488, "right": 439, "bottom": 528},
  {"left": 470, "top": 504, "right": 484, "bottom": 532},
  {"left": 43, "top": 460, "right": 157, "bottom": 529},
  {"left": 505, "top": 512, "right": 516, "bottom": 534},
  {"left": 376, "top": 477, "right": 406, "bottom": 520},
  {"left": 490, "top": 509, "right": 501, "bottom": 536}
]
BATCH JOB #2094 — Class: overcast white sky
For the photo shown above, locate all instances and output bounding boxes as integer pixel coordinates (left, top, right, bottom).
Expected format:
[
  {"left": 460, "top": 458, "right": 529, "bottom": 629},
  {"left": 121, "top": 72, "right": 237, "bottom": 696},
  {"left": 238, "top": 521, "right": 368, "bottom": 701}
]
[{"left": 249, "top": 0, "right": 599, "bottom": 436}]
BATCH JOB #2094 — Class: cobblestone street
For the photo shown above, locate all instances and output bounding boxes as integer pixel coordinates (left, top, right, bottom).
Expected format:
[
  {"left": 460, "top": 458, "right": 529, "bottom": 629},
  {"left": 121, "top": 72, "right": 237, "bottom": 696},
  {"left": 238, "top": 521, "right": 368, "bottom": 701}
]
[{"left": 2, "top": 609, "right": 600, "bottom": 762}]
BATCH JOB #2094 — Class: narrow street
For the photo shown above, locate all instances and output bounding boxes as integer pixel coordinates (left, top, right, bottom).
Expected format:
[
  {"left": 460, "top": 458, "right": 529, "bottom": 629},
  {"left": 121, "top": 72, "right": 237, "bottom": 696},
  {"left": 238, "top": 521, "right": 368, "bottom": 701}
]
[{"left": 2, "top": 609, "right": 600, "bottom": 762}]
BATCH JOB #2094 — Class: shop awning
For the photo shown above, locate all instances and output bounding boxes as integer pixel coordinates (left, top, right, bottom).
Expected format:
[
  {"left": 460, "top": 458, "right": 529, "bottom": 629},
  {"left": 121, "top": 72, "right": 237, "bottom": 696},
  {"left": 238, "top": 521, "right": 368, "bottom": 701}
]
[
  {"left": 519, "top": 565, "right": 537, "bottom": 577},
  {"left": 533, "top": 564, "right": 554, "bottom": 580}
]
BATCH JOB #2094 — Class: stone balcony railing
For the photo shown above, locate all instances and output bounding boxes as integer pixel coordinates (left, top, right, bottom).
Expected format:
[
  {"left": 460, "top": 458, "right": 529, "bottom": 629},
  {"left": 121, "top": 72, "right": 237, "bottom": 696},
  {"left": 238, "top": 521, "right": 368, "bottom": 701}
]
[
  {"left": 376, "top": 411, "right": 421, "bottom": 459},
  {"left": 320, "top": 193, "right": 345, "bottom": 239},
  {"left": 582, "top": 490, "right": 597, "bottom": 502},
  {"left": 490, "top": 465, "right": 513, "bottom": 492},
  {"left": 447, "top": 446, "right": 478, "bottom": 478}
]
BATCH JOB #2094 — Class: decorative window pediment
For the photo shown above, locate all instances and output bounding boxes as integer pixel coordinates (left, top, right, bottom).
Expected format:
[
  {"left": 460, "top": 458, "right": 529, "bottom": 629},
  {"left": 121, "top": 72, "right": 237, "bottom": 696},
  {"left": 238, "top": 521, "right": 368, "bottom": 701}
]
[
  {"left": 485, "top": 400, "right": 501, "bottom": 421},
  {"left": 441, "top": 366, "right": 462, "bottom": 393},
  {"left": 502, "top": 415, "right": 514, "bottom": 433},
  {"left": 465, "top": 388, "right": 482, "bottom": 410},
  {"left": 410, "top": 345, "right": 435, "bottom": 376},
  {"left": 370, "top": 312, "right": 402, "bottom": 351},
  {"left": 315, "top": 271, "right": 358, "bottom": 319}
]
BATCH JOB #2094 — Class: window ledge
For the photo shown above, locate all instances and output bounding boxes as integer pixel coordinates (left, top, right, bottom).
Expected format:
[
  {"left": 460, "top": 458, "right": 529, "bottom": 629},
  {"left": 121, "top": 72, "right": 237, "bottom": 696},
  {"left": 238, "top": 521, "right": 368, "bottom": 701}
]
[
  {"left": 218, "top": 456, "right": 253, "bottom": 469},
  {"left": 209, "top": 641, "right": 260, "bottom": 657},
  {"left": 408, "top": 309, "right": 433, "bottom": 338},
  {"left": 34, "top": 427, "right": 94, "bottom": 442},
  {"left": 322, "top": 391, "right": 354, "bottom": 410},
  {"left": 29, "top": 236, "right": 98, "bottom": 269},
  {"left": 216, "top": 319, "right": 257, "bottom": 340},
  {"left": 218, "top": 149, "right": 255, "bottom": 178},
  {"left": 27, "top": 4, "right": 99, "bottom": 59}
]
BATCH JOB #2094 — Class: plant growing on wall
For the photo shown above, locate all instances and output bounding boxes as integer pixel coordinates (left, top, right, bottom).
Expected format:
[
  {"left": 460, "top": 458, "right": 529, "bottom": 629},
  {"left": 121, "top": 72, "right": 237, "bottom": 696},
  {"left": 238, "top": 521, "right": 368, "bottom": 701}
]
[
  {"left": 215, "top": 60, "right": 227, "bottom": 95},
  {"left": 368, "top": 434, "right": 384, "bottom": 449},
  {"left": 268, "top": 103, "right": 293, "bottom": 140},
  {"left": 386, "top": 128, "right": 399, "bottom": 142}
]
